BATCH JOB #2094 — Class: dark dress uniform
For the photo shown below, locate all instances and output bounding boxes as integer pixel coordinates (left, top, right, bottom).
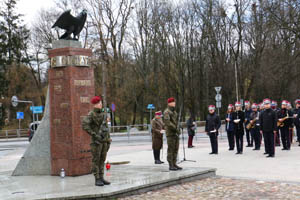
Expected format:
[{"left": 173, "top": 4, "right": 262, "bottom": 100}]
[
  {"left": 293, "top": 107, "right": 300, "bottom": 145},
  {"left": 278, "top": 109, "right": 293, "bottom": 150},
  {"left": 225, "top": 112, "right": 235, "bottom": 150},
  {"left": 250, "top": 111, "right": 261, "bottom": 150},
  {"left": 232, "top": 111, "right": 245, "bottom": 154},
  {"left": 151, "top": 117, "right": 164, "bottom": 164},
  {"left": 260, "top": 108, "right": 277, "bottom": 157},
  {"left": 163, "top": 106, "right": 181, "bottom": 170},
  {"left": 82, "top": 108, "right": 111, "bottom": 186},
  {"left": 205, "top": 112, "right": 221, "bottom": 154},
  {"left": 244, "top": 108, "right": 253, "bottom": 147}
]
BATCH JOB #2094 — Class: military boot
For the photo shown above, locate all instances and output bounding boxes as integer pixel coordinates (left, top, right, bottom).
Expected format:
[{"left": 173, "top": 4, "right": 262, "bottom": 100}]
[
  {"left": 174, "top": 164, "right": 182, "bottom": 170},
  {"left": 100, "top": 178, "right": 111, "bottom": 185},
  {"left": 169, "top": 164, "right": 177, "bottom": 171},
  {"left": 95, "top": 178, "right": 104, "bottom": 186}
]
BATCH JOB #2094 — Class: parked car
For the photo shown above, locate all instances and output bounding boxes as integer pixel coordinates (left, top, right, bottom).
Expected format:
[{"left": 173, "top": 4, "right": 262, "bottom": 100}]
[{"left": 28, "top": 121, "right": 41, "bottom": 142}]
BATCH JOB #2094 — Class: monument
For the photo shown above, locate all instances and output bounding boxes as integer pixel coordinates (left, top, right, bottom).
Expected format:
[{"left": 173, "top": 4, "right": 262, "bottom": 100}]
[{"left": 13, "top": 10, "right": 94, "bottom": 176}]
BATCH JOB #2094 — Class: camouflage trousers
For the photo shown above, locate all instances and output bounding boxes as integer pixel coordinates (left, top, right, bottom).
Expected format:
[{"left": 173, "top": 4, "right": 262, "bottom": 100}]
[
  {"left": 166, "top": 136, "right": 179, "bottom": 166},
  {"left": 90, "top": 142, "right": 110, "bottom": 179}
]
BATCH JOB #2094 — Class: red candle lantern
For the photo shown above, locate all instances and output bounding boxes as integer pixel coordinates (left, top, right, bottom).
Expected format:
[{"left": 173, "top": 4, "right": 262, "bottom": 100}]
[{"left": 106, "top": 162, "right": 111, "bottom": 170}]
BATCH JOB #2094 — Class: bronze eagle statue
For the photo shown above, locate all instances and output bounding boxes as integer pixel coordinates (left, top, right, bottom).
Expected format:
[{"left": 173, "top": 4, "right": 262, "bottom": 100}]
[{"left": 52, "top": 9, "right": 87, "bottom": 40}]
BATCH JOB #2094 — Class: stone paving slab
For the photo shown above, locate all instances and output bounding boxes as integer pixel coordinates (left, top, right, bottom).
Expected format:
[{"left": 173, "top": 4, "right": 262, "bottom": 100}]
[
  {"left": 0, "top": 165, "right": 215, "bottom": 200},
  {"left": 120, "top": 176, "right": 300, "bottom": 200}
]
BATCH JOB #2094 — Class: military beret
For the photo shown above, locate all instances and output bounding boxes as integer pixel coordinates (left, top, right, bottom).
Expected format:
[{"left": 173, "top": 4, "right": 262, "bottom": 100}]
[
  {"left": 91, "top": 96, "right": 102, "bottom": 104},
  {"left": 167, "top": 97, "right": 175, "bottom": 103}
]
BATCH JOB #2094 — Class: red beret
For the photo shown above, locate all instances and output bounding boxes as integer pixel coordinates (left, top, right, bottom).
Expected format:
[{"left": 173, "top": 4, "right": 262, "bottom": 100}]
[
  {"left": 155, "top": 111, "right": 162, "bottom": 116},
  {"left": 91, "top": 96, "right": 102, "bottom": 104},
  {"left": 167, "top": 97, "right": 175, "bottom": 103}
]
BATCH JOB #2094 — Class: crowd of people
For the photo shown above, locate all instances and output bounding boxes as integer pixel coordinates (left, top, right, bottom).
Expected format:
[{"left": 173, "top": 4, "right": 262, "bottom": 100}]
[{"left": 205, "top": 99, "right": 300, "bottom": 157}]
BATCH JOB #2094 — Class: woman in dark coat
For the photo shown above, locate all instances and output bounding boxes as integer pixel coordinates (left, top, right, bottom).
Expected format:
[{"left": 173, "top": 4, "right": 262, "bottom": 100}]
[
  {"left": 187, "top": 116, "right": 196, "bottom": 148},
  {"left": 151, "top": 111, "right": 165, "bottom": 164}
]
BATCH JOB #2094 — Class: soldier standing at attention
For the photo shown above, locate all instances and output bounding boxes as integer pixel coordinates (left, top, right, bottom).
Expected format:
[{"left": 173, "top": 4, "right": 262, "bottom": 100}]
[
  {"left": 151, "top": 111, "right": 165, "bottom": 164},
  {"left": 205, "top": 105, "right": 221, "bottom": 154},
  {"left": 244, "top": 101, "right": 253, "bottom": 147},
  {"left": 260, "top": 98, "right": 277, "bottom": 157},
  {"left": 233, "top": 101, "right": 245, "bottom": 154},
  {"left": 163, "top": 97, "right": 182, "bottom": 171},
  {"left": 82, "top": 96, "right": 111, "bottom": 186}
]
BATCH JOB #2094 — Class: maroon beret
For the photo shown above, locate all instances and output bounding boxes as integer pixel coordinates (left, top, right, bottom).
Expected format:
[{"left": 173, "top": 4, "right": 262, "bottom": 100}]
[
  {"left": 91, "top": 96, "right": 102, "bottom": 104},
  {"left": 167, "top": 97, "right": 175, "bottom": 103}
]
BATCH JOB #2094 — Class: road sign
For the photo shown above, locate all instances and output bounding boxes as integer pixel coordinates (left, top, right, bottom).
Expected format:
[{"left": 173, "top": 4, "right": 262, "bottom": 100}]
[
  {"left": 11, "top": 96, "right": 18, "bottom": 107},
  {"left": 215, "top": 86, "right": 222, "bottom": 93},
  {"left": 17, "top": 112, "right": 24, "bottom": 119},
  {"left": 30, "top": 106, "right": 44, "bottom": 114},
  {"left": 216, "top": 101, "right": 221, "bottom": 108},
  {"left": 215, "top": 94, "right": 222, "bottom": 102},
  {"left": 147, "top": 104, "right": 155, "bottom": 110},
  {"left": 111, "top": 103, "right": 116, "bottom": 112}
]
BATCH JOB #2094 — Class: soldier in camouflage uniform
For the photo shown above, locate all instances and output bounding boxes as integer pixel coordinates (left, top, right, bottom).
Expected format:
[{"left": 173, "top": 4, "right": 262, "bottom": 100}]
[
  {"left": 82, "top": 96, "right": 111, "bottom": 186},
  {"left": 163, "top": 97, "right": 182, "bottom": 171}
]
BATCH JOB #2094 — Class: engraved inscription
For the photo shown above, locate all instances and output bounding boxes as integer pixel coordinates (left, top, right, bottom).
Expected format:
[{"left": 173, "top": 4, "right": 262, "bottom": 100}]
[
  {"left": 74, "top": 80, "right": 92, "bottom": 86},
  {"left": 51, "top": 55, "right": 90, "bottom": 68},
  {"left": 80, "top": 97, "right": 89, "bottom": 103},
  {"left": 60, "top": 103, "right": 69, "bottom": 108},
  {"left": 54, "top": 85, "right": 62, "bottom": 92}
]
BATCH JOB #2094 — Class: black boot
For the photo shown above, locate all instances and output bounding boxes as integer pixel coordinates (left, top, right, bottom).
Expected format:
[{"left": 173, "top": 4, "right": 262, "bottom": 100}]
[
  {"left": 101, "top": 178, "right": 111, "bottom": 185},
  {"left": 169, "top": 163, "right": 177, "bottom": 171},
  {"left": 95, "top": 178, "right": 104, "bottom": 186},
  {"left": 174, "top": 164, "right": 182, "bottom": 170},
  {"left": 157, "top": 150, "right": 164, "bottom": 163}
]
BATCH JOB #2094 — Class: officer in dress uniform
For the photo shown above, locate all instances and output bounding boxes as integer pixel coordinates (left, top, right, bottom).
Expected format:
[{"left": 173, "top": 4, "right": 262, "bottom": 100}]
[
  {"left": 151, "top": 111, "right": 165, "bottom": 164},
  {"left": 260, "top": 98, "right": 277, "bottom": 157}
]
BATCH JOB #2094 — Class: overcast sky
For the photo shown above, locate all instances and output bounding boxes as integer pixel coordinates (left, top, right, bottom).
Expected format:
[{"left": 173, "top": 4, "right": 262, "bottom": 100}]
[{"left": 17, "top": 0, "right": 55, "bottom": 26}]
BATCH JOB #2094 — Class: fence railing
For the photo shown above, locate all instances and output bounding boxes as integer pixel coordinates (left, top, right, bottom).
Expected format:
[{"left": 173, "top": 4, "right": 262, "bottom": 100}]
[
  {"left": 0, "top": 129, "right": 29, "bottom": 139},
  {"left": 0, "top": 120, "right": 226, "bottom": 140}
]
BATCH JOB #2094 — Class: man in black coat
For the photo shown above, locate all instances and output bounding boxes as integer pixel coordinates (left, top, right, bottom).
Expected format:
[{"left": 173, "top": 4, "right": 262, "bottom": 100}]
[
  {"left": 186, "top": 116, "right": 196, "bottom": 148},
  {"left": 244, "top": 101, "right": 253, "bottom": 147},
  {"left": 278, "top": 100, "right": 294, "bottom": 150},
  {"left": 293, "top": 99, "right": 300, "bottom": 146},
  {"left": 232, "top": 101, "right": 245, "bottom": 154},
  {"left": 205, "top": 105, "right": 221, "bottom": 154},
  {"left": 225, "top": 104, "right": 235, "bottom": 151},
  {"left": 260, "top": 98, "right": 277, "bottom": 157}
]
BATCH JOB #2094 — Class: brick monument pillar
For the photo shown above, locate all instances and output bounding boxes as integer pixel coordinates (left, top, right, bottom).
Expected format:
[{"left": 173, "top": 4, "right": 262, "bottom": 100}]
[{"left": 48, "top": 40, "right": 94, "bottom": 176}]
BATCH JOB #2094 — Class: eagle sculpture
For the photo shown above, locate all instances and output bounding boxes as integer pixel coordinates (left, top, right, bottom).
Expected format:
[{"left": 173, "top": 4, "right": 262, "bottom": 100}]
[{"left": 52, "top": 9, "right": 87, "bottom": 40}]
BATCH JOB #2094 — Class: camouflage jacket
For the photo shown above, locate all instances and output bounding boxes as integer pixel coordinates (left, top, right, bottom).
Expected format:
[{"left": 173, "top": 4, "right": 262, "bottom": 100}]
[
  {"left": 163, "top": 106, "right": 180, "bottom": 137},
  {"left": 82, "top": 108, "right": 111, "bottom": 144}
]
